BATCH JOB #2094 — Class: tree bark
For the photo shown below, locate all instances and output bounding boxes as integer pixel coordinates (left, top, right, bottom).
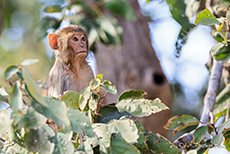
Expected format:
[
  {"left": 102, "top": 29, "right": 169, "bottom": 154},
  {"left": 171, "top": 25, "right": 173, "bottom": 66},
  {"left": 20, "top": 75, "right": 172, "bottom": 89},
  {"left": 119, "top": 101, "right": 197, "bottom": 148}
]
[{"left": 95, "top": 0, "right": 172, "bottom": 137}]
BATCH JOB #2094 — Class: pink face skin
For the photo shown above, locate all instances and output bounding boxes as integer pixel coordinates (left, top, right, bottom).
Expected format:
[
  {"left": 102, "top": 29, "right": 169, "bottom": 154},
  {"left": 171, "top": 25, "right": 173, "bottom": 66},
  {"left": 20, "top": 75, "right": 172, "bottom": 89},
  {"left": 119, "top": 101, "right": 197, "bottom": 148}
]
[{"left": 68, "top": 33, "right": 88, "bottom": 60}]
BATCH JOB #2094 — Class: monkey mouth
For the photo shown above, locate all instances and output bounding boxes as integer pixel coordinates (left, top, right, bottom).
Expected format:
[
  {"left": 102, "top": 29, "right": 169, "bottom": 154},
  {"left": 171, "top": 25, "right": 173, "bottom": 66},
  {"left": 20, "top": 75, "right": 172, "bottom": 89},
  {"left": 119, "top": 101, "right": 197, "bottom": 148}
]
[{"left": 76, "top": 51, "right": 87, "bottom": 55}]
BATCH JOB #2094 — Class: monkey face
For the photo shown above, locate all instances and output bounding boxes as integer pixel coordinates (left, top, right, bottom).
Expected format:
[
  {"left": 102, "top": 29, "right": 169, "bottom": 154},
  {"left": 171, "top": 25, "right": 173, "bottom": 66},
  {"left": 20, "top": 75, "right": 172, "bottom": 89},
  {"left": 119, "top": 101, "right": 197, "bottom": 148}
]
[{"left": 68, "top": 33, "right": 88, "bottom": 60}]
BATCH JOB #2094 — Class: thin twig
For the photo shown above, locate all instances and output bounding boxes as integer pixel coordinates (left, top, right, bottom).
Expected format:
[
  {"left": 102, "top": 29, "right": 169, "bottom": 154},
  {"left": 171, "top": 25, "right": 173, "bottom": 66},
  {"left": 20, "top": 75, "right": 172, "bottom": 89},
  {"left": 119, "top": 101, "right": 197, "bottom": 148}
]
[{"left": 173, "top": 59, "right": 223, "bottom": 147}]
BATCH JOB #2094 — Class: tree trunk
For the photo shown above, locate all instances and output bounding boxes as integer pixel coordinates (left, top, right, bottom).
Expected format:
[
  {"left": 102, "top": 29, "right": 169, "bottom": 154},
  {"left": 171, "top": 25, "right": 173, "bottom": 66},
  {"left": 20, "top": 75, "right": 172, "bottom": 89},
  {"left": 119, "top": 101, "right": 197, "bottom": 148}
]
[{"left": 95, "top": 0, "right": 172, "bottom": 137}]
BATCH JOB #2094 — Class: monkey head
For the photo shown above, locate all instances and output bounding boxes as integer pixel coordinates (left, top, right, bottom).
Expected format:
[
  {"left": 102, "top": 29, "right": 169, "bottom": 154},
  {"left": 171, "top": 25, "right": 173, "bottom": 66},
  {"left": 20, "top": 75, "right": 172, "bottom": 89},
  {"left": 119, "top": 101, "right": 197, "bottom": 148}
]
[{"left": 48, "top": 25, "right": 89, "bottom": 63}]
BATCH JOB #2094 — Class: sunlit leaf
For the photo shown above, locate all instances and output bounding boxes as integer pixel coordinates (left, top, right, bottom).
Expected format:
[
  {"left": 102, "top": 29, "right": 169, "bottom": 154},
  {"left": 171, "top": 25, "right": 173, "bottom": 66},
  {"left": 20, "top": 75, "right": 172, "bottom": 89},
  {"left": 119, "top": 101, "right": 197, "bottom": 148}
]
[
  {"left": 89, "top": 92, "right": 99, "bottom": 111},
  {"left": 61, "top": 91, "right": 80, "bottom": 109},
  {"left": 195, "top": 9, "right": 220, "bottom": 26},
  {"left": 118, "top": 90, "right": 145, "bottom": 102},
  {"left": 105, "top": 0, "right": 136, "bottom": 21},
  {"left": 79, "top": 87, "right": 91, "bottom": 110},
  {"left": 193, "top": 126, "right": 208, "bottom": 144},
  {"left": 0, "top": 87, "right": 8, "bottom": 102},
  {"left": 101, "top": 80, "right": 117, "bottom": 95},
  {"left": 31, "top": 97, "right": 71, "bottom": 131},
  {"left": 76, "top": 137, "right": 94, "bottom": 154},
  {"left": 144, "top": 131, "right": 181, "bottom": 154},
  {"left": 4, "top": 65, "right": 19, "bottom": 80},
  {"left": 90, "top": 78, "right": 101, "bottom": 90},
  {"left": 116, "top": 95, "right": 168, "bottom": 117},
  {"left": 108, "top": 117, "right": 139, "bottom": 143},
  {"left": 10, "top": 81, "right": 23, "bottom": 112},
  {"left": 0, "top": 110, "right": 11, "bottom": 136},
  {"left": 49, "top": 133, "right": 74, "bottom": 154},
  {"left": 96, "top": 74, "right": 103, "bottom": 83},
  {"left": 21, "top": 59, "right": 39, "bottom": 66},
  {"left": 67, "top": 109, "right": 95, "bottom": 137},
  {"left": 43, "top": 5, "right": 62, "bottom": 13},
  {"left": 25, "top": 128, "right": 54, "bottom": 153},
  {"left": 22, "top": 67, "right": 48, "bottom": 107},
  {"left": 164, "top": 115, "right": 199, "bottom": 135},
  {"left": 0, "top": 142, "right": 29, "bottom": 153},
  {"left": 92, "top": 123, "right": 110, "bottom": 147},
  {"left": 109, "top": 138, "right": 140, "bottom": 154},
  {"left": 13, "top": 107, "right": 47, "bottom": 129}
]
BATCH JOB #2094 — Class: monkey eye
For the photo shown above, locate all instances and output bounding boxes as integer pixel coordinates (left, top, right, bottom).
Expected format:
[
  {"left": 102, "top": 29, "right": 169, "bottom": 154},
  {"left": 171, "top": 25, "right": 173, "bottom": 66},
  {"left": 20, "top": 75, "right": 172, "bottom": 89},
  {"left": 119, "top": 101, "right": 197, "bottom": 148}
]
[
  {"left": 81, "top": 37, "right": 86, "bottom": 42},
  {"left": 73, "top": 36, "right": 78, "bottom": 41}
]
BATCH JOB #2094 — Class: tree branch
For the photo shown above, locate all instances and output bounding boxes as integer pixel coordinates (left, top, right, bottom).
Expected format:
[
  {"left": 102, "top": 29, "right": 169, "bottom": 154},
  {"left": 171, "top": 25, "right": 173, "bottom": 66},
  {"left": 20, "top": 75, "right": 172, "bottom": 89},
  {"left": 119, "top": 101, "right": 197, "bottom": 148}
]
[{"left": 173, "top": 59, "right": 223, "bottom": 147}]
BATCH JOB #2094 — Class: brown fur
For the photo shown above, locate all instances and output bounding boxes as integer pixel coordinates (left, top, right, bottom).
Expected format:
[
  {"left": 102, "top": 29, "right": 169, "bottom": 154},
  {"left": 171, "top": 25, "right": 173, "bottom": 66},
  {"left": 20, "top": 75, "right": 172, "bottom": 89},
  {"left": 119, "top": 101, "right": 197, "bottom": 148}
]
[{"left": 43, "top": 25, "right": 94, "bottom": 97}]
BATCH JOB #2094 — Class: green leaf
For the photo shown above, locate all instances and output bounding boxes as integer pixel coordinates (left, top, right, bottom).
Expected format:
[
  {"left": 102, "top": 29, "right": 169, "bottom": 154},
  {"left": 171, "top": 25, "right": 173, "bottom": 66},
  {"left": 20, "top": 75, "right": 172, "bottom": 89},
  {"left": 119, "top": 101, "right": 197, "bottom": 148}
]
[
  {"left": 96, "top": 103, "right": 131, "bottom": 123},
  {"left": 0, "top": 110, "right": 11, "bottom": 136},
  {"left": 210, "top": 42, "right": 230, "bottom": 62},
  {"left": 165, "top": 0, "right": 195, "bottom": 56},
  {"left": 25, "top": 128, "right": 54, "bottom": 153},
  {"left": 4, "top": 65, "right": 19, "bottom": 80},
  {"left": 116, "top": 97, "right": 168, "bottom": 117},
  {"left": 13, "top": 107, "right": 47, "bottom": 129},
  {"left": 164, "top": 115, "right": 199, "bottom": 135},
  {"left": 67, "top": 109, "right": 95, "bottom": 137},
  {"left": 105, "top": 0, "right": 136, "bottom": 21},
  {"left": 118, "top": 90, "right": 145, "bottom": 102},
  {"left": 109, "top": 138, "right": 140, "bottom": 154},
  {"left": 92, "top": 123, "right": 110, "bottom": 147},
  {"left": 61, "top": 91, "right": 80, "bottom": 109},
  {"left": 146, "top": 0, "right": 152, "bottom": 3},
  {"left": 49, "top": 133, "right": 74, "bottom": 154},
  {"left": 210, "top": 30, "right": 224, "bottom": 43},
  {"left": 79, "top": 87, "right": 91, "bottom": 110},
  {"left": 195, "top": 9, "right": 220, "bottom": 26},
  {"left": 101, "top": 80, "right": 117, "bottom": 95},
  {"left": 223, "top": 129, "right": 230, "bottom": 151},
  {"left": 43, "top": 5, "right": 62, "bottom": 13},
  {"left": 193, "top": 126, "right": 208, "bottom": 144},
  {"left": 214, "top": 84, "right": 230, "bottom": 117},
  {"left": 21, "top": 59, "right": 39, "bottom": 66},
  {"left": 31, "top": 97, "right": 71, "bottom": 131},
  {"left": 134, "top": 121, "right": 148, "bottom": 151},
  {"left": 89, "top": 92, "right": 99, "bottom": 111},
  {"left": 10, "top": 81, "right": 23, "bottom": 112},
  {"left": 22, "top": 67, "right": 48, "bottom": 107},
  {"left": 144, "top": 131, "right": 181, "bottom": 154},
  {"left": 108, "top": 117, "right": 139, "bottom": 143},
  {"left": 90, "top": 78, "right": 101, "bottom": 90},
  {"left": 212, "top": 134, "right": 224, "bottom": 145}
]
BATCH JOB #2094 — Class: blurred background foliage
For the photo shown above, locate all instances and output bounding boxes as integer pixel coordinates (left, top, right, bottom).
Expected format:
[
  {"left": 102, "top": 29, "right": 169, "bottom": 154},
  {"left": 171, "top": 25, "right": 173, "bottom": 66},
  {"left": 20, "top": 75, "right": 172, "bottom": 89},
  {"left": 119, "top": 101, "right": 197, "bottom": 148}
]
[{"left": 0, "top": 0, "right": 52, "bottom": 86}]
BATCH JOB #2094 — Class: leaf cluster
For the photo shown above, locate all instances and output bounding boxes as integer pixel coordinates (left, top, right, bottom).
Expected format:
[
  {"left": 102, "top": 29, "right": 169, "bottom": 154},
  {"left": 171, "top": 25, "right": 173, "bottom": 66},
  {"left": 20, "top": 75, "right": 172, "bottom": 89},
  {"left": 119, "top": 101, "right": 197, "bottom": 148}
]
[{"left": 0, "top": 59, "right": 178, "bottom": 154}]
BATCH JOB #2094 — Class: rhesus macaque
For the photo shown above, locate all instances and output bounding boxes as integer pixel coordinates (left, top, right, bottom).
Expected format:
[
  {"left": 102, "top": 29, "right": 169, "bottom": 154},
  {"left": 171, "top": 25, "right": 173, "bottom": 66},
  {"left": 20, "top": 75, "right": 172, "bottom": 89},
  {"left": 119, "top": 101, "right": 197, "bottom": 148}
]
[{"left": 42, "top": 25, "right": 94, "bottom": 97}]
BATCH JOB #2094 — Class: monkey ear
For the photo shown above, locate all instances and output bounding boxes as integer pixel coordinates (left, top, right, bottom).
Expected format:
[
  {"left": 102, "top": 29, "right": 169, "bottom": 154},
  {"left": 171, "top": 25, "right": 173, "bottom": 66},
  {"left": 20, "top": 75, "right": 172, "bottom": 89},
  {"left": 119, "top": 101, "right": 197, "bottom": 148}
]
[{"left": 48, "top": 34, "right": 59, "bottom": 50}]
